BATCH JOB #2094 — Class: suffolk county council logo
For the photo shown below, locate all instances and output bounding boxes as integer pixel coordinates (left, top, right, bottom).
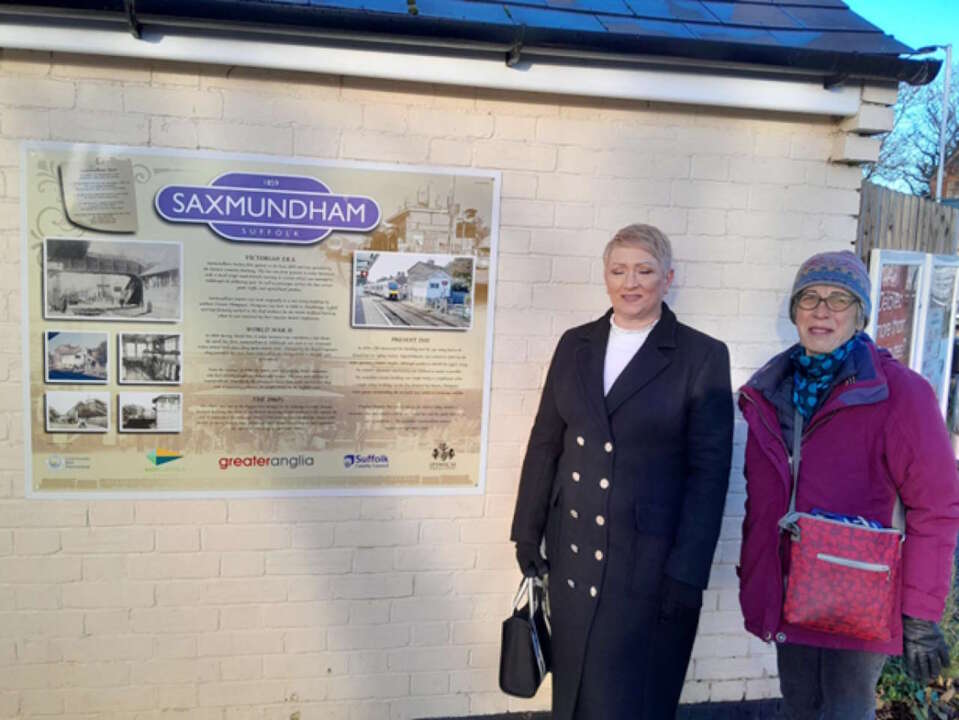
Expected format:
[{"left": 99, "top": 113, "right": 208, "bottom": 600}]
[
  {"left": 155, "top": 172, "right": 381, "bottom": 244},
  {"left": 343, "top": 453, "right": 389, "bottom": 469},
  {"left": 432, "top": 443, "right": 455, "bottom": 461},
  {"left": 147, "top": 449, "right": 183, "bottom": 466}
]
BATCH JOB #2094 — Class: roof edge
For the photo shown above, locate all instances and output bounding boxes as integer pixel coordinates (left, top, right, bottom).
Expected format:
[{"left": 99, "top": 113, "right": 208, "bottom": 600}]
[
  {"left": 0, "top": 18, "right": 867, "bottom": 118},
  {"left": 0, "top": 0, "right": 942, "bottom": 86}
]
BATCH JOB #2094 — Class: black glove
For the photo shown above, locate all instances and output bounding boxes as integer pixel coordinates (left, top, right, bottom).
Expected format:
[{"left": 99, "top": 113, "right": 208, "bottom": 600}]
[
  {"left": 659, "top": 576, "right": 703, "bottom": 622},
  {"left": 902, "top": 615, "right": 951, "bottom": 684},
  {"left": 515, "top": 541, "right": 548, "bottom": 578}
]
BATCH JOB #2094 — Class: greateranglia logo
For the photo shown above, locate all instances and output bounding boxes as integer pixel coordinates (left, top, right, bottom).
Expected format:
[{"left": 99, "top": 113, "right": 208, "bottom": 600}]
[
  {"left": 154, "top": 172, "right": 381, "bottom": 244},
  {"left": 218, "top": 454, "right": 314, "bottom": 470},
  {"left": 343, "top": 453, "right": 389, "bottom": 469},
  {"left": 147, "top": 448, "right": 183, "bottom": 466}
]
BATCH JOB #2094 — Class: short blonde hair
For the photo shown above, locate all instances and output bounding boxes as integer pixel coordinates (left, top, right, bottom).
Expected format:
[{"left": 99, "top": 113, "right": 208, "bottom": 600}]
[{"left": 603, "top": 224, "right": 672, "bottom": 273}]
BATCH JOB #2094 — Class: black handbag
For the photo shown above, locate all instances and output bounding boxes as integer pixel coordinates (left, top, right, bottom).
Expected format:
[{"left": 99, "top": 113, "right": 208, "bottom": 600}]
[{"left": 499, "top": 576, "right": 552, "bottom": 698}]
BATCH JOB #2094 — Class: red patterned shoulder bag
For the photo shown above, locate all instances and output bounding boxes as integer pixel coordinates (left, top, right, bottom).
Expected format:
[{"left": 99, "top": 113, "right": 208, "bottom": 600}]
[{"left": 778, "top": 410, "right": 904, "bottom": 641}]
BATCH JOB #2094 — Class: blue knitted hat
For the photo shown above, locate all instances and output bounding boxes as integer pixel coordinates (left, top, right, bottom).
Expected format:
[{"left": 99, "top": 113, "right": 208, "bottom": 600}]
[{"left": 789, "top": 250, "right": 871, "bottom": 323}]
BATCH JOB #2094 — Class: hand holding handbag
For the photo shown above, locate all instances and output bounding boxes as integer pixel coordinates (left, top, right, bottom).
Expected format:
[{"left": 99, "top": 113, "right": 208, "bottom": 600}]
[
  {"left": 499, "top": 575, "right": 552, "bottom": 698},
  {"left": 778, "top": 409, "right": 904, "bottom": 641}
]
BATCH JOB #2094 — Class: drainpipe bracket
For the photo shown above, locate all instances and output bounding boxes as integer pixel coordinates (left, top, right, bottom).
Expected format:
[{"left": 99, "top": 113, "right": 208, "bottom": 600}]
[
  {"left": 824, "top": 73, "right": 848, "bottom": 90},
  {"left": 124, "top": 0, "right": 142, "bottom": 39},
  {"left": 506, "top": 25, "right": 525, "bottom": 67}
]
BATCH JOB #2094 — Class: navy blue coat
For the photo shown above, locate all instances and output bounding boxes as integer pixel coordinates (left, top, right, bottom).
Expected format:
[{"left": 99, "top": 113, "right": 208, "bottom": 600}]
[{"left": 510, "top": 305, "right": 733, "bottom": 720}]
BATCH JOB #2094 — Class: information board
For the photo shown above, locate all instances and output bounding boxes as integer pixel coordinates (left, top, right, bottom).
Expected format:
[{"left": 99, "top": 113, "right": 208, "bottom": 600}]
[
  {"left": 21, "top": 143, "right": 498, "bottom": 496},
  {"left": 869, "top": 249, "right": 959, "bottom": 420}
]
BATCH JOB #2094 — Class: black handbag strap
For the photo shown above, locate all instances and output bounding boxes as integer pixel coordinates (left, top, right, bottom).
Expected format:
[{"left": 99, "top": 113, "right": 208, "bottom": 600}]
[{"left": 513, "top": 577, "right": 549, "bottom": 678}]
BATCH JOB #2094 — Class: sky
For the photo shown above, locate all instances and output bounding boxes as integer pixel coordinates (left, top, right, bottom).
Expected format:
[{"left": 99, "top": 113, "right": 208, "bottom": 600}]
[{"left": 845, "top": 0, "right": 959, "bottom": 59}]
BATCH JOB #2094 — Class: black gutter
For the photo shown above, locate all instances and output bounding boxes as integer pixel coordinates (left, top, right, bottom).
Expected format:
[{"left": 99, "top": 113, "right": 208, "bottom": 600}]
[{"left": 0, "top": 0, "right": 942, "bottom": 86}]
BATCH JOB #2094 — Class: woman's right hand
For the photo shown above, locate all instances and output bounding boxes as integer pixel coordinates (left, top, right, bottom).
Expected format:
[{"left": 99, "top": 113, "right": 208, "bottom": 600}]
[{"left": 516, "top": 541, "right": 549, "bottom": 578}]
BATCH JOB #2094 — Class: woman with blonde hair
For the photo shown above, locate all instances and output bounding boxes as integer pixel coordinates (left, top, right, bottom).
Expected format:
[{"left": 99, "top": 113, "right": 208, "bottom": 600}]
[{"left": 511, "top": 224, "right": 734, "bottom": 719}]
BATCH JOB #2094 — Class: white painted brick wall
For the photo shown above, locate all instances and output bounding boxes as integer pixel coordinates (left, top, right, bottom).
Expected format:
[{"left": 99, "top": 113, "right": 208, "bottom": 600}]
[{"left": 0, "top": 47, "right": 871, "bottom": 717}]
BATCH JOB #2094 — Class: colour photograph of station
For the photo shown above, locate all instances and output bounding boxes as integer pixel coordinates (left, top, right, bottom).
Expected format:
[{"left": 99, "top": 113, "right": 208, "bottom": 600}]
[
  {"left": 45, "top": 391, "right": 109, "bottom": 433},
  {"left": 43, "top": 237, "right": 182, "bottom": 322},
  {"left": 322, "top": 179, "right": 491, "bottom": 295},
  {"left": 119, "top": 333, "right": 182, "bottom": 384},
  {"left": 44, "top": 330, "right": 108, "bottom": 383},
  {"left": 352, "top": 251, "right": 474, "bottom": 330},
  {"left": 118, "top": 392, "right": 183, "bottom": 433}
]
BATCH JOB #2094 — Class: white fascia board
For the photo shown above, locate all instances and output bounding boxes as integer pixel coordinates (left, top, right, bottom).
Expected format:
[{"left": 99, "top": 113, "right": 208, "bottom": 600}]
[{"left": 0, "top": 21, "right": 862, "bottom": 117}]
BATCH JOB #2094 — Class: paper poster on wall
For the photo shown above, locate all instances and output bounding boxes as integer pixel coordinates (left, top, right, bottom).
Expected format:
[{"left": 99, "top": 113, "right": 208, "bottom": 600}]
[
  {"left": 21, "top": 142, "right": 499, "bottom": 496},
  {"left": 918, "top": 256, "right": 959, "bottom": 415},
  {"left": 869, "top": 250, "right": 923, "bottom": 366}
]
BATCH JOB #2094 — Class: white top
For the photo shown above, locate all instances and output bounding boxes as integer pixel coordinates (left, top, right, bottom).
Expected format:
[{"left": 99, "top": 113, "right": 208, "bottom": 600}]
[{"left": 603, "top": 315, "right": 657, "bottom": 396}]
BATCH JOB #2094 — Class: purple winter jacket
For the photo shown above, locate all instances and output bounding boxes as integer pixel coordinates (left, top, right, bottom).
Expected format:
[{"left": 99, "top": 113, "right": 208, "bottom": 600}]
[{"left": 738, "top": 337, "right": 959, "bottom": 654}]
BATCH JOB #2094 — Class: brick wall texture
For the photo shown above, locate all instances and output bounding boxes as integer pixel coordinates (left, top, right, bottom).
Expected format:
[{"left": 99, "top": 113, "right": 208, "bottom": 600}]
[{"left": 0, "top": 48, "right": 867, "bottom": 719}]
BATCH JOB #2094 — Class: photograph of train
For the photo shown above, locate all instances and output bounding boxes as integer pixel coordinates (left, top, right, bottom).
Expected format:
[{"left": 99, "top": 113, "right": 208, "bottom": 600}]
[
  {"left": 352, "top": 251, "right": 474, "bottom": 330},
  {"left": 45, "top": 391, "right": 110, "bottom": 432},
  {"left": 44, "top": 330, "right": 108, "bottom": 383},
  {"left": 44, "top": 237, "right": 182, "bottom": 322}
]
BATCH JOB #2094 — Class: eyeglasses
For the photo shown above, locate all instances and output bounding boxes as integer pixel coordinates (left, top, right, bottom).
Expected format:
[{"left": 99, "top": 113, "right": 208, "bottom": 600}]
[{"left": 796, "top": 291, "right": 857, "bottom": 312}]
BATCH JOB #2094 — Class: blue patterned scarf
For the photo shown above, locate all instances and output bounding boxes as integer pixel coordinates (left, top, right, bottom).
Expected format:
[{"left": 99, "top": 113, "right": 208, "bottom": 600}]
[{"left": 791, "top": 338, "right": 857, "bottom": 420}]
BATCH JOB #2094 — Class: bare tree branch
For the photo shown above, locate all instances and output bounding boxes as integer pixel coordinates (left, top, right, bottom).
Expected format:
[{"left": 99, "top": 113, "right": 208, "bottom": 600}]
[{"left": 866, "top": 63, "right": 959, "bottom": 197}]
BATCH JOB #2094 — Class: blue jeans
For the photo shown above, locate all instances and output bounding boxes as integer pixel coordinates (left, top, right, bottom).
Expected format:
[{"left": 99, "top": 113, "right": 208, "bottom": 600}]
[{"left": 777, "top": 643, "right": 887, "bottom": 720}]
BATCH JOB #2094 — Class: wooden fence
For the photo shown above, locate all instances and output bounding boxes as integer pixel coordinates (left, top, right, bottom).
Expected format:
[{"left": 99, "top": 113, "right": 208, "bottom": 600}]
[{"left": 856, "top": 181, "right": 959, "bottom": 259}]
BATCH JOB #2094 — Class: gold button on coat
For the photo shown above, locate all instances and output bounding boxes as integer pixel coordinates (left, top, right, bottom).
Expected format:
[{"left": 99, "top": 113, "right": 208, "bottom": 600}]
[
  {"left": 595, "top": 550, "right": 604, "bottom": 561},
  {"left": 572, "top": 471, "right": 581, "bottom": 482},
  {"left": 599, "top": 478, "right": 609, "bottom": 489},
  {"left": 571, "top": 544, "right": 579, "bottom": 553},
  {"left": 589, "top": 586, "right": 598, "bottom": 597},
  {"left": 576, "top": 436, "right": 585, "bottom": 446},
  {"left": 570, "top": 509, "right": 579, "bottom": 519},
  {"left": 604, "top": 441, "right": 613, "bottom": 453},
  {"left": 568, "top": 578, "right": 576, "bottom": 588},
  {"left": 595, "top": 515, "right": 605, "bottom": 526}
]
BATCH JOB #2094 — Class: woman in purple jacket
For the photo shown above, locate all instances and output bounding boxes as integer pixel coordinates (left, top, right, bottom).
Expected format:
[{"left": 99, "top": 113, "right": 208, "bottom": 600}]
[{"left": 738, "top": 250, "right": 959, "bottom": 720}]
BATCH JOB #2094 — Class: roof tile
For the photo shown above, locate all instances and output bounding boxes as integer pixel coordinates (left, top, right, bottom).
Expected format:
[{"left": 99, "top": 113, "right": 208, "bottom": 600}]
[
  {"left": 683, "top": 21, "right": 780, "bottom": 45},
  {"left": 544, "top": 0, "right": 635, "bottom": 15},
  {"left": 504, "top": 4, "right": 608, "bottom": 31},
  {"left": 623, "top": 0, "right": 716, "bottom": 23},
  {"left": 700, "top": 2, "right": 804, "bottom": 29},
  {"left": 597, "top": 15, "right": 696, "bottom": 38},
  {"left": 411, "top": 0, "right": 515, "bottom": 24},
  {"left": 779, "top": 5, "right": 882, "bottom": 32}
]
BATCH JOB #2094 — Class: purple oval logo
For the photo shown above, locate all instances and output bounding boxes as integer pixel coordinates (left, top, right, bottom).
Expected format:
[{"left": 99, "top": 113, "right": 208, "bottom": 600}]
[{"left": 155, "top": 172, "right": 381, "bottom": 244}]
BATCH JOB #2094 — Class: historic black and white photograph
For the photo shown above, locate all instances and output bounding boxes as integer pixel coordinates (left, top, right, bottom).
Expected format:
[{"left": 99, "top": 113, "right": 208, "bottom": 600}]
[
  {"left": 352, "top": 251, "right": 474, "bottom": 330},
  {"left": 44, "top": 331, "right": 108, "bottom": 383},
  {"left": 45, "top": 391, "right": 110, "bottom": 432},
  {"left": 44, "top": 237, "right": 182, "bottom": 322},
  {"left": 118, "top": 392, "right": 183, "bottom": 433},
  {"left": 118, "top": 333, "right": 182, "bottom": 384}
]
